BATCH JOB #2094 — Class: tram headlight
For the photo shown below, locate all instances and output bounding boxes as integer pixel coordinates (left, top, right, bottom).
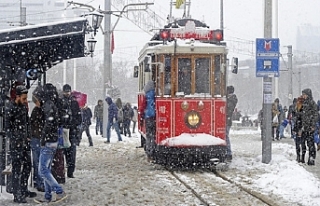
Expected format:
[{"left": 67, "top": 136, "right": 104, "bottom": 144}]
[{"left": 185, "top": 111, "right": 201, "bottom": 129}]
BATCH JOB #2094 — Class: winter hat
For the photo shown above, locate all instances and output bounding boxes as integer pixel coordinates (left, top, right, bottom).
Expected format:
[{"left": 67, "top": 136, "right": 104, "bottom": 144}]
[
  {"left": 63, "top": 84, "right": 72, "bottom": 92},
  {"left": 302, "top": 88, "right": 312, "bottom": 98},
  {"left": 15, "top": 85, "right": 28, "bottom": 95},
  {"left": 227, "top": 86, "right": 234, "bottom": 94},
  {"left": 105, "top": 96, "right": 112, "bottom": 105},
  {"left": 43, "top": 83, "right": 58, "bottom": 101},
  {"left": 32, "top": 85, "right": 44, "bottom": 100}
]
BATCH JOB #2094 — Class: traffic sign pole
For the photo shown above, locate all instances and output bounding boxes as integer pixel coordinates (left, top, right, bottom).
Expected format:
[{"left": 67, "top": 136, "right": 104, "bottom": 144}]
[{"left": 262, "top": 0, "right": 273, "bottom": 164}]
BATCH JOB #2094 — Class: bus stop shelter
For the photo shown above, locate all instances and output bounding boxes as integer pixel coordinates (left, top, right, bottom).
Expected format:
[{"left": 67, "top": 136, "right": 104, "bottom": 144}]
[{"left": 0, "top": 17, "right": 93, "bottom": 187}]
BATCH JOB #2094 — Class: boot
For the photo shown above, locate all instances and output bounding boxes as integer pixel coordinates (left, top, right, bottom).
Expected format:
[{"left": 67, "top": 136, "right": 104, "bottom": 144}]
[
  {"left": 301, "top": 154, "right": 305, "bottom": 163},
  {"left": 296, "top": 156, "right": 301, "bottom": 163},
  {"left": 308, "top": 156, "right": 315, "bottom": 166}
]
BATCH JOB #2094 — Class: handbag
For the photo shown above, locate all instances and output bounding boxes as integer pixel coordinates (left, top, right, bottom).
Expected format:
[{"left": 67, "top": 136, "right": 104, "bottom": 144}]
[
  {"left": 272, "top": 115, "right": 278, "bottom": 124},
  {"left": 62, "top": 128, "right": 71, "bottom": 148}
]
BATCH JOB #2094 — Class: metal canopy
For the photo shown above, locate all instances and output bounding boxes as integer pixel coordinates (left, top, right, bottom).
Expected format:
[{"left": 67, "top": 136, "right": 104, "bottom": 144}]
[{"left": 0, "top": 18, "right": 88, "bottom": 71}]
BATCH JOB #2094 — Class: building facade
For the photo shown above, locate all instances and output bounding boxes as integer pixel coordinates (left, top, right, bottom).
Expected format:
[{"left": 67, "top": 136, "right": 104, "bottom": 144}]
[{"left": 0, "top": 0, "right": 67, "bottom": 29}]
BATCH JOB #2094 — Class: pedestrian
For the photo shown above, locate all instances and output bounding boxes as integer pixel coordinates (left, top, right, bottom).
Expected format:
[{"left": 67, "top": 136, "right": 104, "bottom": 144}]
[
  {"left": 105, "top": 97, "right": 122, "bottom": 143},
  {"left": 300, "top": 88, "right": 318, "bottom": 165},
  {"left": 30, "top": 86, "right": 45, "bottom": 192},
  {"left": 226, "top": 85, "right": 238, "bottom": 162},
  {"left": 272, "top": 98, "right": 281, "bottom": 141},
  {"left": 294, "top": 96, "right": 306, "bottom": 163},
  {"left": 59, "top": 84, "right": 82, "bottom": 178},
  {"left": 132, "top": 106, "right": 138, "bottom": 133},
  {"left": 258, "top": 106, "right": 264, "bottom": 140},
  {"left": 93, "top": 100, "right": 103, "bottom": 136},
  {"left": 287, "top": 98, "right": 298, "bottom": 139},
  {"left": 35, "top": 83, "right": 67, "bottom": 203},
  {"left": 279, "top": 106, "right": 288, "bottom": 138},
  {"left": 115, "top": 98, "right": 124, "bottom": 134},
  {"left": 123, "top": 102, "right": 133, "bottom": 137},
  {"left": 143, "top": 80, "right": 156, "bottom": 161},
  {"left": 5, "top": 85, "right": 37, "bottom": 203},
  {"left": 80, "top": 104, "right": 93, "bottom": 146}
]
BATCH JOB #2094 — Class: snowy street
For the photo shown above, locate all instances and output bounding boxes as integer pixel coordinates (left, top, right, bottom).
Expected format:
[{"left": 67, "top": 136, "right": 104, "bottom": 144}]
[{"left": 1, "top": 126, "right": 320, "bottom": 205}]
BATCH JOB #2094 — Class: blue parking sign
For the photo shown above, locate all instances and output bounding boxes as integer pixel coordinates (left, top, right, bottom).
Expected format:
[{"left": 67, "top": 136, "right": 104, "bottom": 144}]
[{"left": 256, "top": 38, "right": 280, "bottom": 77}]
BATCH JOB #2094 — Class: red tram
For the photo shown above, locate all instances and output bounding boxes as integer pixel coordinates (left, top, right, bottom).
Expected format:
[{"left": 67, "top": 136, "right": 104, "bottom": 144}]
[{"left": 135, "top": 10, "right": 235, "bottom": 167}]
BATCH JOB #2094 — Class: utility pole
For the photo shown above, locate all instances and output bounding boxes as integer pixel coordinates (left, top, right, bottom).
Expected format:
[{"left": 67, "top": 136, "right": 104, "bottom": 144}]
[
  {"left": 103, "top": 0, "right": 112, "bottom": 136},
  {"left": 20, "top": 0, "right": 26, "bottom": 26},
  {"left": 262, "top": 0, "right": 272, "bottom": 164},
  {"left": 274, "top": 0, "right": 278, "bottom": 100},
  {"left": 287, "top": 45, "right": 293, "bottom": 107}
]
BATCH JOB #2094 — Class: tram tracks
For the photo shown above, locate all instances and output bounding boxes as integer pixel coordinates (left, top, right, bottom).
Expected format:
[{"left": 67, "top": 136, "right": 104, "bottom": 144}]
[{"left": 166, "top": 167, "right": 280, "bottom": 206}]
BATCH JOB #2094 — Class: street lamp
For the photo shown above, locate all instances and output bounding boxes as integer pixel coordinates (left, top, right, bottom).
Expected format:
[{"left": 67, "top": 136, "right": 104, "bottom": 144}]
[
  {"left": 87, "top": 37, "right": 97, "bottom": 57},
  {"left": 82, "top": 10, "right": 104, "bottom": 35}
]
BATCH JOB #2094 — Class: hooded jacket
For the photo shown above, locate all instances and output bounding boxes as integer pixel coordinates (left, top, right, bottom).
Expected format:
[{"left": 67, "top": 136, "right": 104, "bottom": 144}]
[
  {"left": 41, "top": 83, "right": 60, "bottom": 146},
  {"left": 94, "top": 100, "right": 103, "bottom": 120},
  {"left": 301, "top": 88, "right": 318, "bottom": 132},
  {"left": 144, "top": 81, "right": 155, "bottom": 119},
  {"left": 105, "top": 97, "right": 119, "bottom": 123},
  {"left": 5, "top": 99, "right": 31, "bottom": 152}
]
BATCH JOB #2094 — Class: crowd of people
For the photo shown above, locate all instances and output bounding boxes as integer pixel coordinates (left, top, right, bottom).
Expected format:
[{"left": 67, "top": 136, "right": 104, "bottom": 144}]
[
  {"left": 5, "top": 84, "right": 72, "bottom": 203},
  {"left": 3, "top": 81, "right": 139, "bottom": 204},
  {"left": 257, "top": 88, "right": 320, "bottom": 165}
]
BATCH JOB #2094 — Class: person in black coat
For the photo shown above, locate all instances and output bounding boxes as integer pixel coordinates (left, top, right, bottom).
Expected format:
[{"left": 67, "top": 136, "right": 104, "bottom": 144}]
[
  {"left": 5, "top": 85, "right": 37, "bottom": 203},
  {"left": 300, "top": 88, "right": 318, "bottom": 165},
  {"left": 80, "top": 105, "right": 93, "bottom": 146},
  {"left": 59, "top": 84, "right": 81, "bottom": 178},
  {"left": 226, "top": 85, "right": 238, "bottom": 162},
  {"left": 35, "top": 83, "right": 66, "bottom": 203},
  {"left": 30, "top": 88, "right": 45, "bottom": 192}
]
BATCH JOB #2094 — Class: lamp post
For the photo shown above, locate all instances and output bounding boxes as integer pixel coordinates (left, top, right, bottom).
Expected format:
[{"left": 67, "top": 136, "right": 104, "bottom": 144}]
[{"left": 87, "top": 37, "right": 97, "bottom": 57}]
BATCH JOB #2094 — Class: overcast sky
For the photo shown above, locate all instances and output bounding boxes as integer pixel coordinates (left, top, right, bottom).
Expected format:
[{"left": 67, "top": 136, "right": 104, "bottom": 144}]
[{"left": 78, "top": 0, "right": 320, "bottom": 62}]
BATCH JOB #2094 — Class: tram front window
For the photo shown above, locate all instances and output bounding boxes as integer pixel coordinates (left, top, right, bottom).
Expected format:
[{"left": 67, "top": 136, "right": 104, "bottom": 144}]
[
  {"left": 195, "top": 58, "right": 210, "bottom": 93},
  {"left": 178, "top": 58, "right": 191, "bottom": 95}
]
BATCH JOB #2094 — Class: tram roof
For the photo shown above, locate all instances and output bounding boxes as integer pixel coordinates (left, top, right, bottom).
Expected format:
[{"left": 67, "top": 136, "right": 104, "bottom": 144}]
[{"left": 138, "top": 39, "right": 227, "bottom": 62}]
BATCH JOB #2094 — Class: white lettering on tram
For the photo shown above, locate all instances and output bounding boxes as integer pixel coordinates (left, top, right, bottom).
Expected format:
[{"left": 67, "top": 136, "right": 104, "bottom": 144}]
[
  {"left": 159, "top": 106, "right": 166, "bottom": 113},
  {"left": 219, "top": 106, "right": 225, "bottom": 114}
]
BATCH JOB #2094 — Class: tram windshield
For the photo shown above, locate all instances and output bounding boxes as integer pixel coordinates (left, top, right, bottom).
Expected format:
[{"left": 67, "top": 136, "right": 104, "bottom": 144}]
[
  {"left": 178, "top": 58, "right": 191, "bottom": 95},
  {"left": 195, "top": 58, "right": 210, "bottom": 94}
]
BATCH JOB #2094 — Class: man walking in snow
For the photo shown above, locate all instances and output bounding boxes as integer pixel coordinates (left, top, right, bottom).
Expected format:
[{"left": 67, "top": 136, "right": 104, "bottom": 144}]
[
  {"left": 226, "top": 85, "right": 238, "bottom": 162},
  {"left": 300, "top": 88, "right": 318, "bottom": 165},
  {"left": 105, "top": 97, "right": 122, "bottom": 143}
]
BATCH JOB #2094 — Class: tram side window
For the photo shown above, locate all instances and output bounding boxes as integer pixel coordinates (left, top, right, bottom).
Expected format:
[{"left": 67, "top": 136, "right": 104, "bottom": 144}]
[
  {"left": 178, "top": 58, "right": 191, "bottom": 95},
  {"left": 164, "top": 56, "right": 171, "bottom": 95},
  {"left": 195, "top": 58, "right": 210, "bottom": 94},
  {"left": 214, "top": 55, "right": 221, "bottom": 95}
]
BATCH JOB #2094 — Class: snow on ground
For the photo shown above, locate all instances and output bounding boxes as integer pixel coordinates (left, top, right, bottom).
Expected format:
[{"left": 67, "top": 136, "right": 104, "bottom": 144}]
[
  {"left": 0, "top": 126, "right": 320, "bottom": 205},
  {"left": 228, "top": 128, "right": 320, "bottom": 206}
]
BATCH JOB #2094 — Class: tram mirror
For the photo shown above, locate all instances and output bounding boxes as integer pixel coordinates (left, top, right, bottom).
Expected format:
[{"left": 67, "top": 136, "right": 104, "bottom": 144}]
[
  {"left": 144, "top": 56, "right": 151, "bottom": 72},
  {"left": 133, "top": 66, "right": 139, "bottom": 78},
  {"left": 232, "top": 57, "right": 238, "bottom": 74}
]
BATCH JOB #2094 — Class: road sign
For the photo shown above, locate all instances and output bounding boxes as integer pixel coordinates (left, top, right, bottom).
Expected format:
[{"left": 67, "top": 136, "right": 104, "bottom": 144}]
[{"left": 256, "top": 38, "right": 280, "bottom": 77}]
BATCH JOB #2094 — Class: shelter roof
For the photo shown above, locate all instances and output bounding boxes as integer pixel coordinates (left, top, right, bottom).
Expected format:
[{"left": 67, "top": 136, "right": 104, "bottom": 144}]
[{"left": 0, "top": 17, "right": 88, "bottom": 71}]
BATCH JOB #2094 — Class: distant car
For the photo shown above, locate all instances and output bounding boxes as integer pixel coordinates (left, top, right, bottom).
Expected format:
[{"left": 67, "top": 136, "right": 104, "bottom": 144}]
[{"left": 241, "top": 115, "right": 253, "bottom": 127}]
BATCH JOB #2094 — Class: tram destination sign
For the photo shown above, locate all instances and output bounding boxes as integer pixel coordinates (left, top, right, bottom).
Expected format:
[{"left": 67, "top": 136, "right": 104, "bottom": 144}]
[
  {"left": 160, "top": 20, "right": 223, "bottom": 41},
  {"left": 256, "top": 38, "right": 280, "bottom": 77}
]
